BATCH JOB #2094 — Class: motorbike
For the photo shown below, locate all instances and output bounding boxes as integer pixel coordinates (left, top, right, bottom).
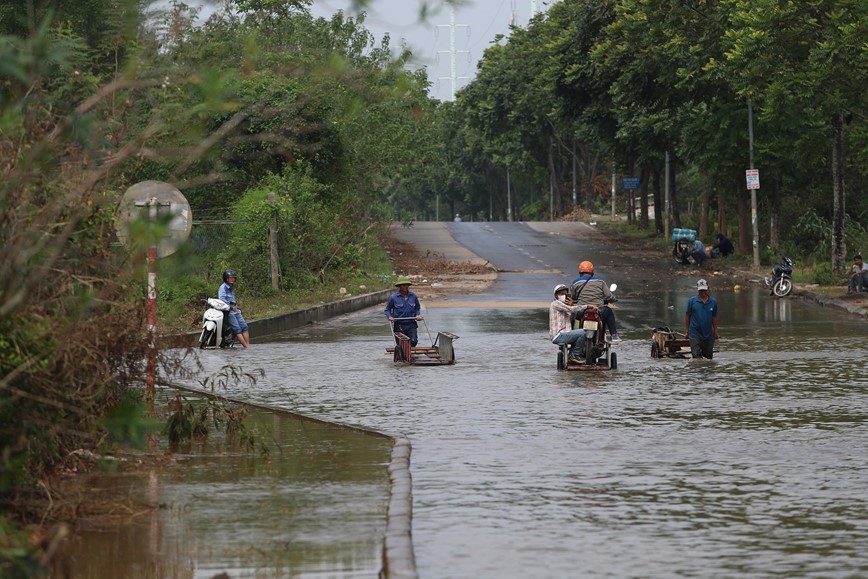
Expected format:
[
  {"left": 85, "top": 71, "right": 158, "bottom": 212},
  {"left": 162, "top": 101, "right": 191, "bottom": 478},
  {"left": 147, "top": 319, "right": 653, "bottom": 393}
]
[
  {"left": 198, "top": 298, "right": 236, "bottom": 349},
  {"left": 673, "top": 238, "right": 692, "bottom": 265},
  {"left": 764, "top": 256, "right": 794, "bottom": 297},
  {"left": 557, "top": 283, "right": 618, "bottom": 370}
]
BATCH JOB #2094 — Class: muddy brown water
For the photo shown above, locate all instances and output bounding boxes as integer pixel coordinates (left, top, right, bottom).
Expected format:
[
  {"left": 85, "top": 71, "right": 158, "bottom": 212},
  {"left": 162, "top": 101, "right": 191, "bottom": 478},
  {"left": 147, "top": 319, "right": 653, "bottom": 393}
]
[
  {"left": 56, "top": 222, "right": 868, "bottom": 578},
  {"left": 180, "top": 278, "right": 868, "bottom": 578},
  {"left": 51, "top": 397, "right": 392, "bottom": 579}
]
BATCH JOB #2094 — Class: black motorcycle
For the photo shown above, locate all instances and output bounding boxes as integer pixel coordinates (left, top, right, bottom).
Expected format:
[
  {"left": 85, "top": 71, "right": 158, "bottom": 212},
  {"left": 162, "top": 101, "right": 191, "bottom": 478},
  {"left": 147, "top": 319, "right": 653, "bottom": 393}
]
[
  {"left": 673, "top": 237, "right": 692, "bottom": 265},
  {"left": 764, "top": 256, "right": 794, "bottom": 297}
]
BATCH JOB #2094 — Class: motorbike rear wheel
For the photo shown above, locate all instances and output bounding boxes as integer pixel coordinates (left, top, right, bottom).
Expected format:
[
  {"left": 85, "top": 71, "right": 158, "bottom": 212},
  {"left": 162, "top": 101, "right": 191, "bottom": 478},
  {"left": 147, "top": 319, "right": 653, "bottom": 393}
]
[
  {"left": 772, "top": 276, "right": 793, "bottom": 297},
  {"left": 199, "top": 329, "right": 214, "bottom": 349},
  {"left": 557, "top": 349, "right": 565, "bottom": 370},
  {"left": 584, "top": 338, "right": 596, "bottom": 365}
]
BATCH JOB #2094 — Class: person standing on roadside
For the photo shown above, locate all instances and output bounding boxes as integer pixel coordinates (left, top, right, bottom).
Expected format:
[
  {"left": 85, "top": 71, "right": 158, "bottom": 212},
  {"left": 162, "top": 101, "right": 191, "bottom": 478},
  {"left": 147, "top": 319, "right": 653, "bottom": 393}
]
[
  {"left": 385, "top": 277, "right": 423, "bottom": 347},
  {"left": 685, "top": 278, "right": 718, "bottom": 359},
  {"left": 218, "top": 269, "right": 251, "bottom": 348}
]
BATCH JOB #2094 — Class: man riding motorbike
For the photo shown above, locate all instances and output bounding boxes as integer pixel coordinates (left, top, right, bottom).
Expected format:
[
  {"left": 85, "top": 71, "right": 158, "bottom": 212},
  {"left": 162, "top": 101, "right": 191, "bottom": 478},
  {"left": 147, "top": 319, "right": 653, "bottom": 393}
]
[{"left": 570, "top": 260, "right": 621, "bottom": 342}]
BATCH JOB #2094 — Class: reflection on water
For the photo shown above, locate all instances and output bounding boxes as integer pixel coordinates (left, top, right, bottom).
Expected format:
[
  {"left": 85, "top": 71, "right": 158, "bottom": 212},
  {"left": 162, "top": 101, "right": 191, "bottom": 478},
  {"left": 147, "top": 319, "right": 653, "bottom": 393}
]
[
  {"left": 53, "top": 397, "right": 392, "bottom": 578},
  {"left": 161, "top": 285, "right": 868, "bottom": 577}
]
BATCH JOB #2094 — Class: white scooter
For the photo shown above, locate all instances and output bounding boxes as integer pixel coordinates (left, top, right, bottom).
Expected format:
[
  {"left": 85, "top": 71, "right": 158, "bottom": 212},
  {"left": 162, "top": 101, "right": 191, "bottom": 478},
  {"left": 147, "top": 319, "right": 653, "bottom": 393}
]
[{"left": 198, "top": 298, "right": 235, "bottom": 349}]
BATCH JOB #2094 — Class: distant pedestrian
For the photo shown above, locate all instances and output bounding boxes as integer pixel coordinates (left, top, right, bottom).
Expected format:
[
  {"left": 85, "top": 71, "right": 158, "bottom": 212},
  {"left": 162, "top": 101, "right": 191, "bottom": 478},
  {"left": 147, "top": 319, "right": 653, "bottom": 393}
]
[
  {"left": 685, "top": 278, "right": 718, "bottom": 359},
  {"left": 454, "top": 213, "right": 462, "bottom": 223}
]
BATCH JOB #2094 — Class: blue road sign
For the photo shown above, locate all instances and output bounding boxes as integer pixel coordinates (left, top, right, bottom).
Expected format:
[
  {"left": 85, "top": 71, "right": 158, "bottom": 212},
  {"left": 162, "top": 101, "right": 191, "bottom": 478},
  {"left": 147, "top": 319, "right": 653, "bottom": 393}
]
[{"left": 621, "top": 176, "right": 640, "bottom": 190}]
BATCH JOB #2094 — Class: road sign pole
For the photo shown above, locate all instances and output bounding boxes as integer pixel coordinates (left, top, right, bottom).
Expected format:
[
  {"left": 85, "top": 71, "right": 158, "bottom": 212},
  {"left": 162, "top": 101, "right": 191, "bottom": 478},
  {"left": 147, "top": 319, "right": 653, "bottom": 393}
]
[{"left": 749, "top": 100, "right": 760, "bottom": 267}]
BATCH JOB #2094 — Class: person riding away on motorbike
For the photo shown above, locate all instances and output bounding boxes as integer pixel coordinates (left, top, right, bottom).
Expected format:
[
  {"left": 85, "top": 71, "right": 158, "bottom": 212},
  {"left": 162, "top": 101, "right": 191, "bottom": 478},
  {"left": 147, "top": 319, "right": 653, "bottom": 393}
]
[
  {"left": 218, "top": 269, "right": 251, "bottom": 348},
  {"left": 385, "top": 277, "right": 423, "bottom": 347},
  {"left": 570, "top": 261, "right": 621, "bottom": 342},
  {"left": 550, "top": 284, "right": 595, "bottom": 364}
]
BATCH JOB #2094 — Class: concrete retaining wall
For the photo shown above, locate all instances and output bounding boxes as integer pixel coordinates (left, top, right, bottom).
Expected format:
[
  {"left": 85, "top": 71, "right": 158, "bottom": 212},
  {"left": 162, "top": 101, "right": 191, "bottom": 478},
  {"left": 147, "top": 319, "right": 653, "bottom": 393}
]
[{"left": 164, "top": 288, "right": 393, "bottom": 346}]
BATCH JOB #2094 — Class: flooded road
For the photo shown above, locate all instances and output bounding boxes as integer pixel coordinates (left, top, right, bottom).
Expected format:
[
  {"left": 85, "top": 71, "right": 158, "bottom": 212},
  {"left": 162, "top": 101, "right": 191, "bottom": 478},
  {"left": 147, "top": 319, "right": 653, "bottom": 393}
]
[
  {"left": 189, "top": 223, "right": 868, "bottom": 577},
  {"left": 53, "top": 398, "right": 392, "bottom": 578}
]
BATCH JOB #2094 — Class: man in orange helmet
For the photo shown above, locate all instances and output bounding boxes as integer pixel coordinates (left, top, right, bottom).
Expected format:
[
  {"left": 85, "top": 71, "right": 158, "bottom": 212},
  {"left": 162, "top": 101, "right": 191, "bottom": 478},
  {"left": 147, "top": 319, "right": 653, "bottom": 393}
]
[{"left": 570, "top": 260, "right": 621, "bottom": 342}]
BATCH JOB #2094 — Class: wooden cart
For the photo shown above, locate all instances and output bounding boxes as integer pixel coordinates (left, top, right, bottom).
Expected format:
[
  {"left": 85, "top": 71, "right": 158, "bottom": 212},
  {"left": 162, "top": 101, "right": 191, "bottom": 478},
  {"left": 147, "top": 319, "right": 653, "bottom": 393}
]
[
  {"left": 385, "top": 318, "right": 459, "bottom": 366},
  {"left": 650, "top": 326, "right": 691, "bottom": 358}
]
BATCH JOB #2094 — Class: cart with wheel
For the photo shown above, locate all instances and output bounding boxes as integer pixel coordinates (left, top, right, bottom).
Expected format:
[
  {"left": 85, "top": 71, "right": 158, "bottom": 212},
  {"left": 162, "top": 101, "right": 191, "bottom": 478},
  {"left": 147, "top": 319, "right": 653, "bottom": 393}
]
[
  {"left": 385, "top": 317, "right": 459, "bottom": 366},
  {"left": 650, "top": 326, "right": 691, "bottom": 359}
]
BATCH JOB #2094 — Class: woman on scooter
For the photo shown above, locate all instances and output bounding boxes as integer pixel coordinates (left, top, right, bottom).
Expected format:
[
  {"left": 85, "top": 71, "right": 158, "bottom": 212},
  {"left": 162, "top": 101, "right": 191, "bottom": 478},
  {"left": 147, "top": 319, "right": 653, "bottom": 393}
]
[
  {"left": 218, "top": 269, "right": 251, "bottom": 348},
  {"left": 570, "top": 261, "right": 621, "bottom": 342}
]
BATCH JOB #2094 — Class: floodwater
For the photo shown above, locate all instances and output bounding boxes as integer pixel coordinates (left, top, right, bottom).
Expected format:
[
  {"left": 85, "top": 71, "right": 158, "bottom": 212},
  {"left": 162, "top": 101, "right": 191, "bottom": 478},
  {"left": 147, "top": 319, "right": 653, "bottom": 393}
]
[
  {"left": 51, "top": 396, "right": 392, "bottom": 579},
  {"left": 185, "top": 279, "right": 868, "bottom": 578}
]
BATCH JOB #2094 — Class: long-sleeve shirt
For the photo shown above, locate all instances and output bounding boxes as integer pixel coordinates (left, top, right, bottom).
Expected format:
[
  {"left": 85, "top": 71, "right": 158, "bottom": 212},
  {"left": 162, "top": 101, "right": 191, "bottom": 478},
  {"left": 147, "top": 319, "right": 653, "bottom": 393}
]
[
  {"left": 549, "top": 299, "right": 586, "bottom": 342},
  {"left": 218, "top": 282, "right": 237, "bottom": 307},
  {"left": 384, "top": 290, "right": 421, "bottom": 320},
  {"left": 570, "top": 275, "right": 612, "bottom": 308}
]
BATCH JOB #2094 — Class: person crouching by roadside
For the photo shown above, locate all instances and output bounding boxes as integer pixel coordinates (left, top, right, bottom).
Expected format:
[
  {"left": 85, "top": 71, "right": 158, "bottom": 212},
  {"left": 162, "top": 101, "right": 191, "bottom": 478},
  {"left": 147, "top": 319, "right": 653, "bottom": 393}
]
[
  {"left": 685, "top": 278, "right": 718, "bottom": 359},
  {"left": 849, "top": 254, "right": 867, "bottom": 293},
  {"left": 218, "top": 269, "right": 251, "bottom": 348},
  {"left": 550, "top": 284, "right": 594, "bottom": 364},
  {"left": 385, "top": 277, "right": 423, "bottom": 347}
]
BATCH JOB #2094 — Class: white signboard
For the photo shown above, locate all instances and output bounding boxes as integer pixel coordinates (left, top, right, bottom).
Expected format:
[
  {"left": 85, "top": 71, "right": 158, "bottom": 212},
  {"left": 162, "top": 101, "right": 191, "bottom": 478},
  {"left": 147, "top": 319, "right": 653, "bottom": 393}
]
[{"left": 746, "top": 169, "right": 760, "bottom": 190}]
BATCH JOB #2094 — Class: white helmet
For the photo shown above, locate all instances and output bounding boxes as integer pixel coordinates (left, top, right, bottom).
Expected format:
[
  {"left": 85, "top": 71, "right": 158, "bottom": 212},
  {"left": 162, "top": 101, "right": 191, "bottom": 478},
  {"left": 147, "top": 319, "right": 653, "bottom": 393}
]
[{"left": 553, "top": 283, "right": 569, "bottom": 297}]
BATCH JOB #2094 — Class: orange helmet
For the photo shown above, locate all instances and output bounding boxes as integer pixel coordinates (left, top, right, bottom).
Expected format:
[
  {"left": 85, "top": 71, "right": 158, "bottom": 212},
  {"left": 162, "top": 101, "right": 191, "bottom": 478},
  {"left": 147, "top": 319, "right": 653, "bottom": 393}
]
[{"left": 578, "top": 260, "right": 594, "bottom": 274}]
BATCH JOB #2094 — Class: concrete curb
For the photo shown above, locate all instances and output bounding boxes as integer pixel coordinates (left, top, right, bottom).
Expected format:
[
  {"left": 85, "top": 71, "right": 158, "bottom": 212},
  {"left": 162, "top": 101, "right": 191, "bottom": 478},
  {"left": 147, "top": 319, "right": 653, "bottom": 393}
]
[
  {"left": 736, "top": 269, "right": 868, "bottom": 318},
  {"left": 383, "top": 437, "right": 418, "bottom": 579},
  {"left": 164, "top": 383, "right": 418, "bottom": 579},
  {"left": 161, "top": 288, "right": 394, "bottom": 346}
]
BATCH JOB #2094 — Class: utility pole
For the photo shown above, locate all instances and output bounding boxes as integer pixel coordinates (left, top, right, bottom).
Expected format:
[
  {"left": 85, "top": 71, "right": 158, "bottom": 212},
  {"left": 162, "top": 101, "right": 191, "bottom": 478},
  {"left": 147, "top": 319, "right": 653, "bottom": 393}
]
[
  {"left": 748, "top": 99, "right": 760, "bottom": 267},
  {"left": 506, "top": 167, "right": 512, "bottom": 222},
  {"left": 664, "top": 151, "right": 671, "bottom": 236},
  {"left": 436, "top": 6, "right": 470, "bottom": 101}
]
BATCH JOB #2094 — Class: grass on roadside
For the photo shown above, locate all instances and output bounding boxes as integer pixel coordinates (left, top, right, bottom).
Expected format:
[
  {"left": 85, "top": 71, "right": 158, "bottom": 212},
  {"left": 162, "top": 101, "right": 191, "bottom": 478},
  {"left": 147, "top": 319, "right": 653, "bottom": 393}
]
[{"left": 156, "top": 237, "right": 398, "bottom": 334}]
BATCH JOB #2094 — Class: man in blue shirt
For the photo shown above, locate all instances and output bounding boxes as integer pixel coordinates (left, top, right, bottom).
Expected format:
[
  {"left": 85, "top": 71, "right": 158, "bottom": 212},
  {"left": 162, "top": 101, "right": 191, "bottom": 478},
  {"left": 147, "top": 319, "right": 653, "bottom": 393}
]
[
  {"left": 685, "top": 278, "right": 718, "bottom": 359},
  {"left": 385, "top": 277, "right": 423, "bottom": 347},
  {"left": 691, "top": 238, "right": 707, "bottom": 266},
  {"left": 218, "top": 269, "right": 251, "bottom": 348}
]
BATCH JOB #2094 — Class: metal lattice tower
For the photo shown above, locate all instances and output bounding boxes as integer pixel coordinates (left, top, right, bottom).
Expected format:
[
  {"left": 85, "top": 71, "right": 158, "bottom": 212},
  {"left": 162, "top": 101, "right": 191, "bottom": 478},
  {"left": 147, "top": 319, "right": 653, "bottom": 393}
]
[{"left": 436, "top": 5, "right": 470, "bottom": 101}]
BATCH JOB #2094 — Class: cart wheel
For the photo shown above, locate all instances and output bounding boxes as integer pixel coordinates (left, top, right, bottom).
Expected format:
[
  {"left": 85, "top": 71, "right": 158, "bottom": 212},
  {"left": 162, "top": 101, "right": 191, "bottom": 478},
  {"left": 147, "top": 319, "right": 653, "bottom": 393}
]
[
  {"left": 557, "top": 350, "right": 565, "bottom": 370},
  {"left": 609, "top": 352, "right": 618, "bottom": 369},
  {"left": 651, "top": 342, "right": 661, "bottom": 358}
]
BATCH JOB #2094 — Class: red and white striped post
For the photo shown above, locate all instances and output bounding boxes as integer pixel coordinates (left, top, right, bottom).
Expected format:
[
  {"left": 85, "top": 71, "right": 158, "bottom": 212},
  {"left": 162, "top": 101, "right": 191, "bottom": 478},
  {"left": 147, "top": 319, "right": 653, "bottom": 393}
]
[{"left": 145, "top": 198, "right": 158, "bottom": 414}]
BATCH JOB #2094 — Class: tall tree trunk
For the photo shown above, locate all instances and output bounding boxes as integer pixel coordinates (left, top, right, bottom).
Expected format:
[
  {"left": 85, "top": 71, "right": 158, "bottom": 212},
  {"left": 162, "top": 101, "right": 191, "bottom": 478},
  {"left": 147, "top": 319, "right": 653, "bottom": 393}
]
[
  {"left": 716, "top": 188, "right": 725, "bottom": 237},
  {"left": 699, "top": 188, "right": 710, "bottom": 240},
  {"left": 831, "top": 109, "right": 846, "bottom": 274},
  {"left": 639, "top": 164, "right": 649, "bottom": 230},
  {"left": 669, "top": 159, "right": 681, "bottom": 227},
  {"left": 769, "top": 178, "right": 780, "bottom": 248},
  {"left": 737, "top": 184, "right": 749, "bottom": 255},
  {"left": 652, "top": 164, "right": 663, "bottom": 235}
]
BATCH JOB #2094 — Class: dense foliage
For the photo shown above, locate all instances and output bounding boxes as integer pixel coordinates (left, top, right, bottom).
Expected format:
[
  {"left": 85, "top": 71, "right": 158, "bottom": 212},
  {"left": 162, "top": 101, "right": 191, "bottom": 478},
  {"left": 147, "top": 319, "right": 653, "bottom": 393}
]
[
  {"left": 0, "top": 0, "right": 436, "bottom": 573},
  {"left": 411, "top": 0, "right": 868, "bottom": 271},
  {"left": 2, "top": 0, "right": 868, "bottom": 572}
]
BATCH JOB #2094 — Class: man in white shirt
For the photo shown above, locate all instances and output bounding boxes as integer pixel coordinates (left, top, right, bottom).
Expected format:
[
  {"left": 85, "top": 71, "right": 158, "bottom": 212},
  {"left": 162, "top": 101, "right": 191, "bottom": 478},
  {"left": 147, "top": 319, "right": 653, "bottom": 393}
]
[{"left": 849, "top": 254, "right": 867, "bottom": 293}]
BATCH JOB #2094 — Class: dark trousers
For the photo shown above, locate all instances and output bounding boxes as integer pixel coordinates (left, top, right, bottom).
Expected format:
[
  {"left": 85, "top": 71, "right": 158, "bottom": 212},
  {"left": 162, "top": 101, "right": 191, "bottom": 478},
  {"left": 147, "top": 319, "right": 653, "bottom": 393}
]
[
  {"left": 393, "top": 322, "right": 418, "bottom": 347},
  {"left": 601, "top": 306, "right": 618, "bottom": 336}
]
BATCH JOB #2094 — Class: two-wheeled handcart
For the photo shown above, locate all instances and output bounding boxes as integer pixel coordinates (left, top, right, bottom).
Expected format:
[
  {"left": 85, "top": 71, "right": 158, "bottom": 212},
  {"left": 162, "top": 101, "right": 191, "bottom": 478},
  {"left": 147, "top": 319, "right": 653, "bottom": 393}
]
[{"left": 385, "top": 317, "right": 459, "bottom": 366}]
